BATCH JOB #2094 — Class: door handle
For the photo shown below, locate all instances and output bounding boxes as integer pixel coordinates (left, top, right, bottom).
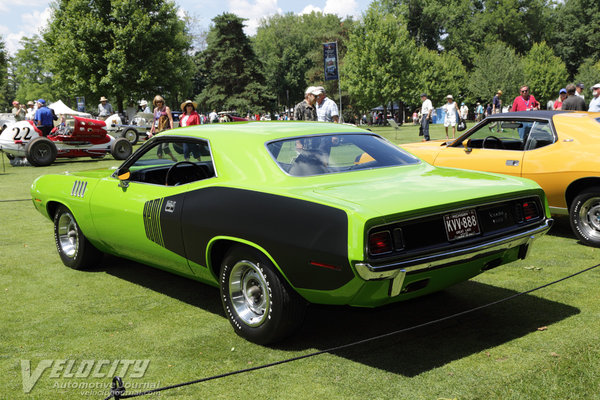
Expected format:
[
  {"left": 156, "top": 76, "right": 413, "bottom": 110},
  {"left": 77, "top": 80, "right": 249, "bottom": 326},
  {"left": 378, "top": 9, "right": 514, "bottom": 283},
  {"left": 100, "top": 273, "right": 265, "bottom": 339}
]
[{"left": 505, "top": 160, "right": 519, "bottom": 166}]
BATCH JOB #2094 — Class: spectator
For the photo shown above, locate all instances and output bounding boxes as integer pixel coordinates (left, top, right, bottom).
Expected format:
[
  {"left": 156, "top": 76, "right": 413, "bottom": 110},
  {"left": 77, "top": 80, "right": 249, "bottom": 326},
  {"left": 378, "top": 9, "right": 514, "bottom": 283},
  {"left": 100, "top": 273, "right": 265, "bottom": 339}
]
[
  {"left": 511, "top": 85, "right": 539, "bottom": 111},
  {"left": 442, "top": 95, "right": 459, "bottom": 139},
  {"left": 460, "top": 102, "right": 469, "bottom": 120},
  {"left": 25, "top": 101, "right": 36, "bottom": 120},
  {"left": 553, "top": 88, "right": 567, "bottom": 110},
  {"left": 209, "top": 109, "right": 219, "bottom": 123},
  {"left": 314, "top": 86, "right": 339, "bottom": 123},
  {"left": 12, "top": 101, "right": 26, "bottom": 121},
  {"left": 420, "top": 93, "right": 433, "bottom": 141},
  {"left": 97, "top": 96, "right": 114, "bottom": 119},
  {"left": 180, "top": 100, "right": 201, "bottom": 161},
  {"left": 34, "top": 99, "right": 54, "bottom": 136},
  {"left": 139, "top": 100, "right": 152, "bottom": 113},
  {"left": 293, "top": 86, "right": 318, "bottom": 121},
  {"left": 485, "top": 103, "right": 492, "bottom": 117},
  {"left": 562, "top": 84, "right": 586, "bottom": 111},
  {"left": 588, "top": 83, "right": 600, "bottom": 112},
  {"left": 575, "top": 83, "right": 585, "bottom": 100},
  {"left": 492, "top": 90, "right": 502, "bottom": 114},
  {"left": 149, "top": 95, "right": 176, "bottom": 161},
  {"left": 475, "top": 102, "right": 484, "bottom": 121}
]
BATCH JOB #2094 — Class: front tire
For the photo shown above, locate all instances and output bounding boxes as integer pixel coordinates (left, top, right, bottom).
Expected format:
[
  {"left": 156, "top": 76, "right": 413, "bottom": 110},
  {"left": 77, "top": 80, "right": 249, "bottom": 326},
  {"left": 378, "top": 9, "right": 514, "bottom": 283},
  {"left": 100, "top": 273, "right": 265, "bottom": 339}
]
[
  {"left": 54, "top": 205, "right": 103, "bottom": 269},
  {"left": 570, "top": 187, "right": 600, "bottom": 247},
  {"left": 25, "top": 137, "right": 57, "bottom": 166},
  {"left": 111, "top": 137, "right": 132, "bottom": 160},
  {"left": 219, "top": 245, "right": 306, "bottom": 344}
]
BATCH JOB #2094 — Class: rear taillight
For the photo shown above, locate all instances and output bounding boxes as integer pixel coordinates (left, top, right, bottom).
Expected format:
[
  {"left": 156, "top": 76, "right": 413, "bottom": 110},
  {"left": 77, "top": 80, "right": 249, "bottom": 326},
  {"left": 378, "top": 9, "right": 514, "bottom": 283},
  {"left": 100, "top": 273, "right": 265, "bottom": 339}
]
[
  {"left": 522, "top": 201, "right": 539, "bottom": 220},
  {"left": 368, "top": 231, "right": 392, "bottom": 255}
]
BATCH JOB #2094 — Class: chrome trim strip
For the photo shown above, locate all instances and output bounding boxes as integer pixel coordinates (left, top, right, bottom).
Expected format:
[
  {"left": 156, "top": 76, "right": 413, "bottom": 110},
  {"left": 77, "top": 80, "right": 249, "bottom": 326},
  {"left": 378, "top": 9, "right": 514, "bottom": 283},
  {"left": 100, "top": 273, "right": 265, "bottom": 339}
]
[
  {"left": 549, "top": 206, "right": 568, "bottom": 216},
  {"left": 356, "top": 219, "right": 553, "bottom": 284}
]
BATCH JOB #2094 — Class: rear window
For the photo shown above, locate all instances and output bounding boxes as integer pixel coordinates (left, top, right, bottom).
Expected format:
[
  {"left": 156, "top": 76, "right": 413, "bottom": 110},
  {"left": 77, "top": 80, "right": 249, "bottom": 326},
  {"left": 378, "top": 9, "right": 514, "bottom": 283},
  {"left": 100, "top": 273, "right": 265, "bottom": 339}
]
[{"left": 267, "top": 133, "right": 420, "bottom": 176}]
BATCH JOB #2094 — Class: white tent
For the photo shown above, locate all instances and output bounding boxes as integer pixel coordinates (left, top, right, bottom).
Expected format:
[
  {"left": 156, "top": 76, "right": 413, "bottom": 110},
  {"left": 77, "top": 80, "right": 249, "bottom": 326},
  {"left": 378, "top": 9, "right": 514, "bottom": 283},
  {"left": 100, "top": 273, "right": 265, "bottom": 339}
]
[{"left": 49, "top": 100, "right": 92, "bottom": 118}]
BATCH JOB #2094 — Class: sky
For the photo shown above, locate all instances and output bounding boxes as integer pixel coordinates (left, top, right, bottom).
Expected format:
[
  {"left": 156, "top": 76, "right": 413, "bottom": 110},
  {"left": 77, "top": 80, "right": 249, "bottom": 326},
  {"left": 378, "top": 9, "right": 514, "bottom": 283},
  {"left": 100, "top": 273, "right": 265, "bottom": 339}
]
[{"left": 0, "top": 0, "right": 372, "bottom": 55}]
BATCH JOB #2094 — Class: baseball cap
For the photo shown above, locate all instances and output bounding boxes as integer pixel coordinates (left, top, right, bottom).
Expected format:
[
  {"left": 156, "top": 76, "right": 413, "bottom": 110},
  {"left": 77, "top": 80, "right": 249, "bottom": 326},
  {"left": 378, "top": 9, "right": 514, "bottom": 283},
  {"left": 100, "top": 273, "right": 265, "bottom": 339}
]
[
  {"left": 37, "top": 99, "right": 46, "bottom": 105},
  {"left": 559, "top": 88, "right": 567, "bottom": 94},
  {"left": 591, "top": 83, "right": 600, "bottom": 90}
]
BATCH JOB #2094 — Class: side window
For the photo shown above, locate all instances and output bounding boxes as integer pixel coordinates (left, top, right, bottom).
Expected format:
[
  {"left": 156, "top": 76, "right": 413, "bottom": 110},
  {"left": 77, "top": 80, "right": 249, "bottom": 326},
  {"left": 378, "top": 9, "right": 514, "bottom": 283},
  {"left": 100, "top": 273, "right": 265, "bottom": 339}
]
[
  {"left": 524, "top": 121, "right": 554, "bottom": 150},
  {"left": 128, "top": 138, "right": 215, "bottom": 185},
  {"left": 457, "top": 120, "right": 546, "bottom": 151}
]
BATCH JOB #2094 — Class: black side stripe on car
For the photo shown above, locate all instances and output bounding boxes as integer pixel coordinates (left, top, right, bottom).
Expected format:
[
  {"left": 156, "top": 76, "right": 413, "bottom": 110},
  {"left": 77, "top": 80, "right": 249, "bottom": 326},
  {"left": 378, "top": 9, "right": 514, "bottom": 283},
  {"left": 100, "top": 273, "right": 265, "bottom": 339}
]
[
  {"left": 147, "top": 187, "right": 353, "bottom": 291},
  {"left": 143, "top": 198, "right": 165, "bottom": 247}
]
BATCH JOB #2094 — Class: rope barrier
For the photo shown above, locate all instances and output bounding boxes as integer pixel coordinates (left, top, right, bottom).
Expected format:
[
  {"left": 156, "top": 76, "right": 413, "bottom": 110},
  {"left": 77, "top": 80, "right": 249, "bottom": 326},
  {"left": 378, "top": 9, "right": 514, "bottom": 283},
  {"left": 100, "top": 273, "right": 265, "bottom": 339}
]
[{"left": 102, "top": 262, "right": 600, "bottom": 400}]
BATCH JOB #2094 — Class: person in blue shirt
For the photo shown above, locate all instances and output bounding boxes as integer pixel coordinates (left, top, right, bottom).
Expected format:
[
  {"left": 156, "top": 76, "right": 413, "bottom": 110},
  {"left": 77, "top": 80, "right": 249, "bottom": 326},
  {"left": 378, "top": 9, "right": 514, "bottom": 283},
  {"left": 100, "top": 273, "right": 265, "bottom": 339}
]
[{"left": 34, "top": 99, "right": 55, "bottom": 136}]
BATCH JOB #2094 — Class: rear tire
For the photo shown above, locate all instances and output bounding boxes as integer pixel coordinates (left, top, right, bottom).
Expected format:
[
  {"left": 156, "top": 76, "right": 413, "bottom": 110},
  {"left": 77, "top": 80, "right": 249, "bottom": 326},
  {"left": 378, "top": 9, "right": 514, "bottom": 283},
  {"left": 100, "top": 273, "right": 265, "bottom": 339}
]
[
  {"left": 219, "top": 245, "right": 306, "bottom": 344},
  {"left": 54, "top": 205, "right": 103, "bottom": 269},
  {"left": 122, "top": 128, "right": 139, "bottom": 145},
  {"left": 25, "top": 137, "right": 57, "bottom": 167},
  {"left": 111, "top": 137, "right": 132, "bottom": 160},
  {"left": 570, "top": 187, "right": 600, "bottom": 247}
]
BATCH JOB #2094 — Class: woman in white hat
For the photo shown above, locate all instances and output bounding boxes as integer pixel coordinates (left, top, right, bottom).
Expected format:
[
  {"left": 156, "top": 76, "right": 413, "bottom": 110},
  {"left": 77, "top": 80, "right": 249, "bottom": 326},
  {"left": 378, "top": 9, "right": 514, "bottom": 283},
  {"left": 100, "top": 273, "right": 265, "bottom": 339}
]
[
  {"left": 442, "top": 95, "right": 459, "bottom": 139},
  {"left": 180, "top": 100, "right": 201, "bottom": 161}
]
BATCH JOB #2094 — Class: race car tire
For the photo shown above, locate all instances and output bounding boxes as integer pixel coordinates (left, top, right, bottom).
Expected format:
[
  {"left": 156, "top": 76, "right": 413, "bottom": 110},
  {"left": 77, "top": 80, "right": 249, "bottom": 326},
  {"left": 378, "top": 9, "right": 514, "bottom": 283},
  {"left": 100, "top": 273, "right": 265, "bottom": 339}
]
[
  {"left": 111, "top": 137, "right": 132, "bottom": 160},
  {"left": 122, "top": 128, "right": 139, "bottom": 145},
  {"left": 570, "top": 187, "right": 600, "bottom": 247},
  {"left": 25, "top": 136, "right": 57, "bottom": 167},
  {"left": 219, "top": 245, "right": 306, "bottom": 344},
  {"left": 54, "top": 205, "right": 103, "bottom": 269}
]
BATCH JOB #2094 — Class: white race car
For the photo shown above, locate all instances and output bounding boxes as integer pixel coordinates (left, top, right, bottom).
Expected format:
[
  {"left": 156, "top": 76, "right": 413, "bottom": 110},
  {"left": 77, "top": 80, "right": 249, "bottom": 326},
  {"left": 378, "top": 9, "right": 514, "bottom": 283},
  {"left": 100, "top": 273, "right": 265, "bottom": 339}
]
[{"left": 0, "top": 117, "right": 132, "bottom": 167}]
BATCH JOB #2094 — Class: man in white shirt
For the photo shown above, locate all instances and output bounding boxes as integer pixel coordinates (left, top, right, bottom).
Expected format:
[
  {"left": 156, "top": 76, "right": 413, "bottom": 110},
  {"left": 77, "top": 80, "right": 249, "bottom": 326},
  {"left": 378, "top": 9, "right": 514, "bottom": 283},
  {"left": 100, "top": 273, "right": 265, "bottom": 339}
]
[
  {"left": 314, "top": 86, "right": 339, "bottom": 122},
  {"left": 575, "top": 83, "right": 585, "bottom": 100},
  {"left": 209, "top": 109, "right": 218, "bottom": 123},
  {"left": 420, "top": 93, "right": 433, "bottom": 141},
  {"left": 589, "top": 83, "right": 600, "bottom": 112}
]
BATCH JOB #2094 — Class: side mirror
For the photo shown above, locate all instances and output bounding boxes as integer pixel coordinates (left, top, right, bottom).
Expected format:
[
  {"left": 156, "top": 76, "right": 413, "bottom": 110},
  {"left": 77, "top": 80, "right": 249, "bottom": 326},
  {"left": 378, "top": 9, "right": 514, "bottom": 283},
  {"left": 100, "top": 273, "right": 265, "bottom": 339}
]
[
  {"left": 117, "top": 170, "right": 130, "bottom": 188},
  {"left": 463, "top": 139, "right": 472, "bottom": 154}
]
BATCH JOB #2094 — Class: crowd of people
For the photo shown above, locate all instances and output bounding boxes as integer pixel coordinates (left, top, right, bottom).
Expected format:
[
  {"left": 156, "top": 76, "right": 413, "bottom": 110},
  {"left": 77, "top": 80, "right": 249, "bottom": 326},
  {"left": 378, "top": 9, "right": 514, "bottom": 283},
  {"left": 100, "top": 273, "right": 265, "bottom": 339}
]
[{"left": 418, "top": 82, "right": 600, "bottom": 141}]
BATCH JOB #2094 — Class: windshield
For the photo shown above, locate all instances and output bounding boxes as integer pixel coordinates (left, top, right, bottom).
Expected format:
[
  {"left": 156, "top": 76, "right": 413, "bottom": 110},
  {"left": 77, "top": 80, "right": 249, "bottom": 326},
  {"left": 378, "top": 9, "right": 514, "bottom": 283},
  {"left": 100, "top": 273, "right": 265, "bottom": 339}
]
[{"left": 267, "top": 133, "right": 420, "bottom": 177}]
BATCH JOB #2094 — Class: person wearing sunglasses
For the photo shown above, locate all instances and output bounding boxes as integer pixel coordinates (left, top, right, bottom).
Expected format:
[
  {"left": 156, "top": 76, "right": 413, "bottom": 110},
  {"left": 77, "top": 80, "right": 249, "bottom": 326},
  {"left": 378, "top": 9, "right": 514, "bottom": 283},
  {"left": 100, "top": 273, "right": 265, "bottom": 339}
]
[{"left": 511, "top": 85, "right": 540, "bottom": 112}]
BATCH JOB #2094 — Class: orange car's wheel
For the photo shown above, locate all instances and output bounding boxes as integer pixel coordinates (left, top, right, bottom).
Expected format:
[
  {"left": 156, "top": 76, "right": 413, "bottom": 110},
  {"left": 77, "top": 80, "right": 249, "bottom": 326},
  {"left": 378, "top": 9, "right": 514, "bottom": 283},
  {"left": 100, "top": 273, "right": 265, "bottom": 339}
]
[{"left": 570, "top": 187, "right": 600, "bottom": 247}]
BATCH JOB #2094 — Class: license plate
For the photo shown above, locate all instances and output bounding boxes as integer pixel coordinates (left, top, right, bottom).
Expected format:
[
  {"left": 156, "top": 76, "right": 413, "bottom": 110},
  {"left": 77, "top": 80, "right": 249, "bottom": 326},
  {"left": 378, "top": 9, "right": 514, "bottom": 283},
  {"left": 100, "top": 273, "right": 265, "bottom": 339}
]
[{"left": 444, "top": 209, "right": 480, "bottom": 241}]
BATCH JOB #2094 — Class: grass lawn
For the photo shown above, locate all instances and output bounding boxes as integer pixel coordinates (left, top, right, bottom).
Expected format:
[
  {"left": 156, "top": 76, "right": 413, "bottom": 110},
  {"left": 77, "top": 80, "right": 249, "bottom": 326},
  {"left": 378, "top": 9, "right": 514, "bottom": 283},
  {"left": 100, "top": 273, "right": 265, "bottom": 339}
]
[{"left": 1, "top": 124, "right": 599, "bottom": 399}]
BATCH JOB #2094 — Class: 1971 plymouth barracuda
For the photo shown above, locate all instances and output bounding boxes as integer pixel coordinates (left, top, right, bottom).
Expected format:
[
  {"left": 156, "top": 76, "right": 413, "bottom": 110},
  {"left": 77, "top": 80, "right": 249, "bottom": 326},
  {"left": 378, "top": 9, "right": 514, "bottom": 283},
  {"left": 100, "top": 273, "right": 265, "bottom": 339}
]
[
  {"left": 31, "top": 122, "right": 552, "bottom": 343},
  {"left": 401, "top": 111, "right": 600, "bottom": 247}
]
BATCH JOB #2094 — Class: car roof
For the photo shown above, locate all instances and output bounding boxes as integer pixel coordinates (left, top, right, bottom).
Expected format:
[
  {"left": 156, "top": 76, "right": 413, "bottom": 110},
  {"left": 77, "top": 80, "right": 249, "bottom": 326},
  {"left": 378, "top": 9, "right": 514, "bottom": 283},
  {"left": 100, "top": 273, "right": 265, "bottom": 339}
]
[
  {"left": 487, "top": 110, "right": 598, "bottom": 120},
  {"left": 165, "top": 121, "right": 368, "bottom": 143}
]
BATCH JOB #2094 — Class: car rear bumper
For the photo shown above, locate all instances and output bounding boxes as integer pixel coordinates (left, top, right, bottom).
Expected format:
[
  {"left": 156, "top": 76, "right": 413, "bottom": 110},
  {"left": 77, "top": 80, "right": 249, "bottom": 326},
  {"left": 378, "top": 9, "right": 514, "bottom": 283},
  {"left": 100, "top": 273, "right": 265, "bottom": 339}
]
[{"left": 354, "top": 219, "right": 553, "bottom": 297}]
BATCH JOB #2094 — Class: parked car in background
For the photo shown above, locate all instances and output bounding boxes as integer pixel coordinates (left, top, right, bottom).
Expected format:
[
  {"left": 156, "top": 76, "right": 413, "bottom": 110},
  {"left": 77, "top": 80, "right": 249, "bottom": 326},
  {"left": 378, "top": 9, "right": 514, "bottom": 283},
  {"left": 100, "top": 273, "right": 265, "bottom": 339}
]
[
  {"left": 31, "top": 122, "right": 551, "bottom": 343},
  {"left": 401, "top": 111, "right": 600, "bottom": 247},
  {"left": 0, "top": 116, "right": 132, "bottom": 166}
]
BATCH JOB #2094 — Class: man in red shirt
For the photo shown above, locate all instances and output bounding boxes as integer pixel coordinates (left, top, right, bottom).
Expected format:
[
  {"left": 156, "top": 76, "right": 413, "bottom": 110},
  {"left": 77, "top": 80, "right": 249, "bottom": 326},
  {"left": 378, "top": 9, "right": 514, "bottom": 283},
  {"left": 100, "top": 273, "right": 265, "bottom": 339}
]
[{"left": 511, "top": 85, "right": 540, "bottom": 111}]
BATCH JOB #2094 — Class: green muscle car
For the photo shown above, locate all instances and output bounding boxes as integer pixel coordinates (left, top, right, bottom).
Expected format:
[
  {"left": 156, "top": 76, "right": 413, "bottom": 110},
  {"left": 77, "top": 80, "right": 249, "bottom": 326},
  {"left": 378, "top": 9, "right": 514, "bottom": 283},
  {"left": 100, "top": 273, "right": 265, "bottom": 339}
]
[{"left": 31, "top": 122, "right": 553, "bottom": 344}]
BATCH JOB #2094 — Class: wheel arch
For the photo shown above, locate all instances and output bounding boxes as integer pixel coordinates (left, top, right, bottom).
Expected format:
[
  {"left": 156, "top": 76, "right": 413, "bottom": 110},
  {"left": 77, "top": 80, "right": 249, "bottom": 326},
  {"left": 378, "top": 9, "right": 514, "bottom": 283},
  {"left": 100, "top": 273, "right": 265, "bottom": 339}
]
[
  {"left": 206, "top": 236, "right": 292, "bottom": 287},
  {"left": 565, "top": 177, "right": 600, "bottom": 209},
  {"left": 46, "top": 200, "right": 64, "bottom": 220}
]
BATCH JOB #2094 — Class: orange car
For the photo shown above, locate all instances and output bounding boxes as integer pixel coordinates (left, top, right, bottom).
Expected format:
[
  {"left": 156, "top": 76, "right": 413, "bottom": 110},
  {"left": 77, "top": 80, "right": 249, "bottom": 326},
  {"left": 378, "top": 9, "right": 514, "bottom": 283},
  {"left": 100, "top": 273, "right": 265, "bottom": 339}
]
[{"left": 401, "top": 111, "right": 600, "bottom": 247}]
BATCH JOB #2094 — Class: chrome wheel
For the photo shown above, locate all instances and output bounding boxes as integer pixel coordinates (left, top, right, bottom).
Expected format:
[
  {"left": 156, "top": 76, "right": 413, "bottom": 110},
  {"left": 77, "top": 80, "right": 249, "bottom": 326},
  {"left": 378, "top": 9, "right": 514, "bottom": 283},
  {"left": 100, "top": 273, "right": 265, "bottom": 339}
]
[
  {"left": 57, "top": 212, "right": 78, "bottom": 259},
  {"left": 577, "top": 197, "right": 600, "bottom": 242},
  {"left": 228, "top": 260, "right": 270, "bottom": 327}
]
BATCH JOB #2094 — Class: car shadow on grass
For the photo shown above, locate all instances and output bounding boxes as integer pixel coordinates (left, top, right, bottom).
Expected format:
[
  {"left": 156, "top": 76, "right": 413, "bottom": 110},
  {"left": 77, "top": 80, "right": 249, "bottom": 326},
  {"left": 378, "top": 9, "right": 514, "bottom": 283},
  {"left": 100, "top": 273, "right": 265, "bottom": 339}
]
[
  {"left": 280, "top": 280, "right": 579, "bottom": 376},
  {"left": 547, "top": 215, "right": 576, "bottom": 240},
  {"left": 95, "top": 255, "right": 579, "bottom": 377}
]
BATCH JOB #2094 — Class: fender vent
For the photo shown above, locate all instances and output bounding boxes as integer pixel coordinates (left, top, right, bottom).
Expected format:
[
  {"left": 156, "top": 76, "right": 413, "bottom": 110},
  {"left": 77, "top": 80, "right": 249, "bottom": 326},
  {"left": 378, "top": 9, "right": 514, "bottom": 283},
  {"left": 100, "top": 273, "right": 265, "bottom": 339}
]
[
  {"left": 144, "top": 198, "right": 165, "bottom": 246},
  {"left": 71, "top": 180, "right": 88, "bottom": 198}
]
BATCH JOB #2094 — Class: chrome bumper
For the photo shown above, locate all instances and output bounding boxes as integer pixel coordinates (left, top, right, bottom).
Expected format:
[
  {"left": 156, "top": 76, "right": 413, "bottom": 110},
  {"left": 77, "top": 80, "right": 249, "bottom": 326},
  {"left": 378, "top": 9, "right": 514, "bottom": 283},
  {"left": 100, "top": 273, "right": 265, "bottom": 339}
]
[{"left": 355, "top": 219, "right": 553, "bottom": 297}]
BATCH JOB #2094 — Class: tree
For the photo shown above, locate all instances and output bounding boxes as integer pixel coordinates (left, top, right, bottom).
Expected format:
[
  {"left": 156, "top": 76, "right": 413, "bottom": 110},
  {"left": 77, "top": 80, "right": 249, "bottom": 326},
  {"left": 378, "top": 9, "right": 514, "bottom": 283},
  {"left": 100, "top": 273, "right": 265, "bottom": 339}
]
[
  {"left": 253, "top": 12, "right": 355, "bottom": 111},
  {"left": 43, "top": 0, "right": 194, "bottom": 112},
  {"left": 574, "top": 57, "right": 600, "bottom": 93},
  {"left": 10, "top": 36, "right": 54, "bottom": 104},
  {"left": 343, "top": 4, "right": 417, "bottom": 115},
  {"left": 0, "top": 37, "right": 10, "bottom": 111},
  {"left": 467, "top": 42, "right": 524, "bottom": 107},
  {"left": 412, "top": 48, "right": 467, "bottom": 107},
  {"left": 522, "top": 42, "right": 568, "bottom": 105},
  {"left": 548, "top": 0, "right": 600, "bottom": 77},
  {"left": 196, "top": 13, "right": 274, "bottom": 113}
]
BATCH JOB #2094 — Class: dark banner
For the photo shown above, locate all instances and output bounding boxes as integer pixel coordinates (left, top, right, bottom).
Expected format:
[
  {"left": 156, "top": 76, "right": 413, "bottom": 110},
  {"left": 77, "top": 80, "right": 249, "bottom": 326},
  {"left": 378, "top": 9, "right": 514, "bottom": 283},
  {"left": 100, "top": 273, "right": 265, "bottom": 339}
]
[{"left": 323, "top": 42, "right": 339, "bottom": 81}]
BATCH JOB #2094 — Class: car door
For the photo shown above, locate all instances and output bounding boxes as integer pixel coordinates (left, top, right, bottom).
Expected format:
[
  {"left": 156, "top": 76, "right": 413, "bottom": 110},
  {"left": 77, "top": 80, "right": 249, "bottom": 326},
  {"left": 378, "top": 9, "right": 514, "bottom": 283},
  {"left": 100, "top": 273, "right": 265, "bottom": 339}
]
[
  {"left": 89, "top": 137, "right": 215, "bottom": 277},
  {"left": 432, "top": 119, "right": 526, "bottom": 177}
]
